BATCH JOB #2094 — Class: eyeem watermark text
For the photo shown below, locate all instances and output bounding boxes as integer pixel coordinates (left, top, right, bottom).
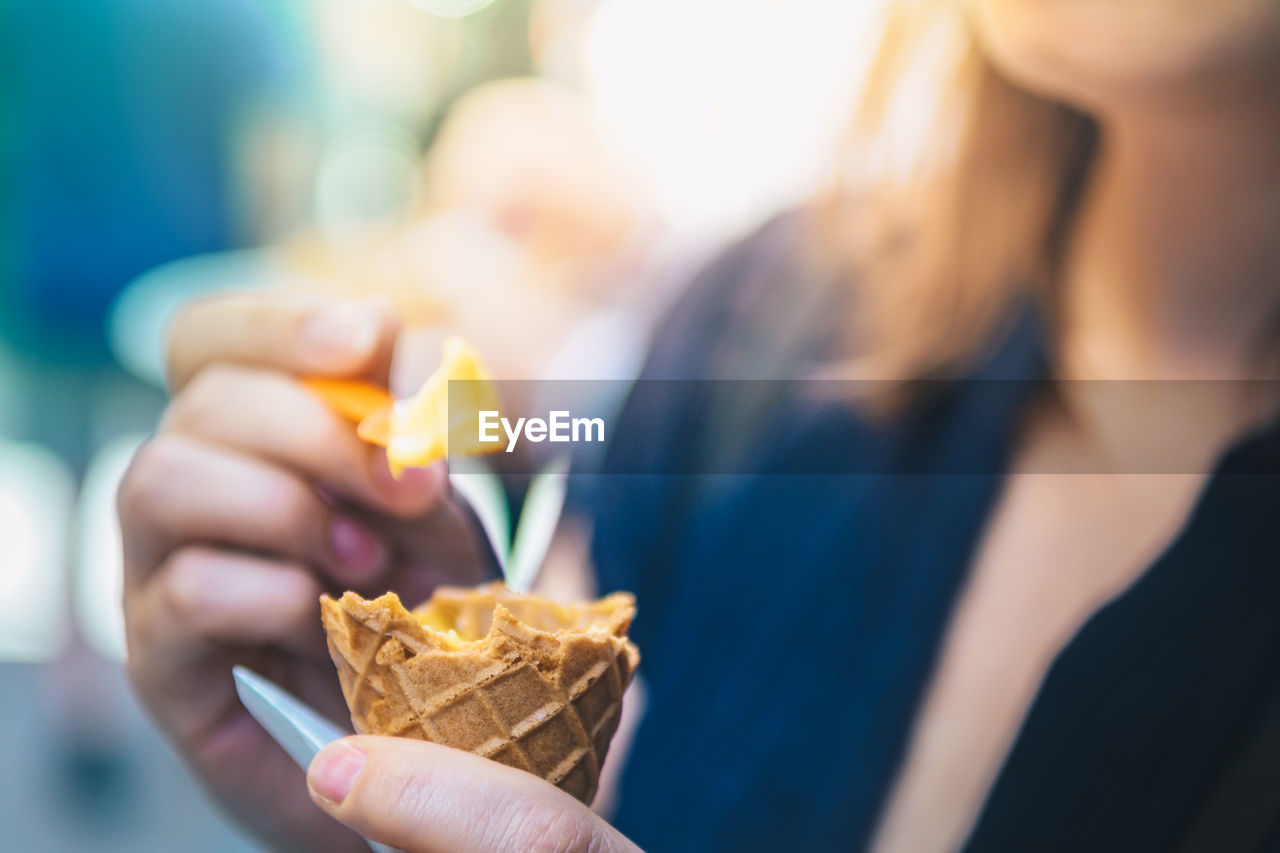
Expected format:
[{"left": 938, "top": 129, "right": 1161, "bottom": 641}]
[{"left": 478, "top": 410, "right": 605, "bottom": 453}]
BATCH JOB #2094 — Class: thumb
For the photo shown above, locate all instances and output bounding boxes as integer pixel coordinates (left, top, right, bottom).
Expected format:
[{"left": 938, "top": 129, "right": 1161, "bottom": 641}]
[{"left": 307, "top": 735, "right": 643, "bottom": 853}]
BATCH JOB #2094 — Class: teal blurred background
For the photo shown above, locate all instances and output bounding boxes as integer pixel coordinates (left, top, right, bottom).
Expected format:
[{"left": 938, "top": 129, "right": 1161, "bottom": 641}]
[{"left": 0, "top": 0, "right": 873, "bottom": 848}]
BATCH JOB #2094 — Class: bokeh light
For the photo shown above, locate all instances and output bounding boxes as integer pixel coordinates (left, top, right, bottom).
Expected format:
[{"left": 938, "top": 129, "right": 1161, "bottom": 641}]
[
  {"left": 0, "top": 442, "right": 75, "bottom": 662},
  {"left": 584, "top": 0, "right": 878, "bottom": 241},
  {"left": 109, "top": 251, "right": 270, "bottom": 388},
  {"left": 410, "top": 0, "right": 500, "bottom": 20},
  {"left": 74, "top": 434, "right": 147, "bottom": 663},
  {"left": 316, "top": 122, "right": 423, "bottom": 235}
]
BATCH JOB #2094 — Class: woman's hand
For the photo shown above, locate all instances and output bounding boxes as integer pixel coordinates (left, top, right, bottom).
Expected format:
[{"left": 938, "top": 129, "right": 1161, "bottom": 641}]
[
  {"left": 308, "top": 736, "right": 643, "bottom": 853},
  {"left": 119, "top": 292, "right": 495, "bottom": 851}
]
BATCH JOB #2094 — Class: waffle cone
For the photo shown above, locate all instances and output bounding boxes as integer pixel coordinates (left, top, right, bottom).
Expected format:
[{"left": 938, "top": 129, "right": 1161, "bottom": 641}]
[{"left": 320, "top": 582, "right": 640, "bottom": 804}]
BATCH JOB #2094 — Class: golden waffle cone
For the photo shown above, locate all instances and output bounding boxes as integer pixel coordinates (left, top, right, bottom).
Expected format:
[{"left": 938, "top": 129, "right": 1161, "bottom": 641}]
[{"left": 320, "top": 582, "right": 640, "bottom": 804}]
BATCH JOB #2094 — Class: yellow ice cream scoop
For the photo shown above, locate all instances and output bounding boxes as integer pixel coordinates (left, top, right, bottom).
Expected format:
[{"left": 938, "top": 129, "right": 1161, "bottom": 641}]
[{"left": 304, "top": 337, "right": 502, "bottom": 477}]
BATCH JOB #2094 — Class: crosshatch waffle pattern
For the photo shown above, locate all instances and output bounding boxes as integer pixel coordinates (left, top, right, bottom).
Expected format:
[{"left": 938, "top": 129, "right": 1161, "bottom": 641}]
[{"left": 320, "top": 583, "right": 640, "bottom": 804}]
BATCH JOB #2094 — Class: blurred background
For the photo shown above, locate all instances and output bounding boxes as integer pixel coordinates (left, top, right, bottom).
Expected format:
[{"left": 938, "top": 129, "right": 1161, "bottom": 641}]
[{"left": 0, "top": 0, "right": 880, "bottom": 848}]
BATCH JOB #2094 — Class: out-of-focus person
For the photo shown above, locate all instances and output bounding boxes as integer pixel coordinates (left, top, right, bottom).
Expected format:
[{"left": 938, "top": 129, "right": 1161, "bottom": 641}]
[
  {"left": 275, "top": 77, "right": 662, "bottom": 389},
  {"left": 120, "top": 1, "right": 1280, "bottom": 852}
]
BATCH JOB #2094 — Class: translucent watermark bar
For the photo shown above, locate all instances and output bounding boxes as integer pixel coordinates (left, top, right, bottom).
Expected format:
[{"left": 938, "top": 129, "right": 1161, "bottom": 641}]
[{"left": 448, "top": 379, "right": 1280, "bottom": 475}]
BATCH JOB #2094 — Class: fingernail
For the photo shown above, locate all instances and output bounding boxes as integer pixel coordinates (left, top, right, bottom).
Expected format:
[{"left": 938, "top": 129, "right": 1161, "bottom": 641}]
[
  {"left": 396, "top": 464, "right": 442, "bottom": 493},
  {"left": 310, "top": 740, "right": 366, "bottom": 805},
  {"left": 329, "top": 517, "right": 387, "bottom": 581},
  {"left": 302, "top": 306, "right": 377, "bottom": 364},
  {"left": 373, "top": 454, "right": 444, "bottom": 499}
]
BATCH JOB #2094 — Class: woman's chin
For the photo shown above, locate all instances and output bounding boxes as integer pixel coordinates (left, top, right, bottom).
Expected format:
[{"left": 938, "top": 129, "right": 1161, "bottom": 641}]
[{"left": 967, "top": 0, "right": 1280, "bottom": 110}]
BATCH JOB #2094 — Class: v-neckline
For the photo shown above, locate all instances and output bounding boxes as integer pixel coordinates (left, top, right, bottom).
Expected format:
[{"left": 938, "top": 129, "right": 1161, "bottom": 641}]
[{"left": 944, "top": 321, "right": 1280, "bottom": 852}]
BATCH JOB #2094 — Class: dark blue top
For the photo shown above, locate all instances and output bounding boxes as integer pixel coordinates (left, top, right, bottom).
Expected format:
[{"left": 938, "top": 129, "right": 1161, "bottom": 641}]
[{"left": 590, "top": 216, "right": 1280, "bottom": 852}]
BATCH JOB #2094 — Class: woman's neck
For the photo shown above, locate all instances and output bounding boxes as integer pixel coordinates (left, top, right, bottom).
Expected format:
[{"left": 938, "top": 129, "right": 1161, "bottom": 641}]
[{"left": 1060, "top": 99, "right": 1280, "bottom": 381}]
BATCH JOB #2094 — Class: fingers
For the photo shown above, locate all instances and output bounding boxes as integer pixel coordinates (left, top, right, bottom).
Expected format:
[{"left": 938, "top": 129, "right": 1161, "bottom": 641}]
[
  {"left": 160, "top": 363, "right": 448, "bottom": 519},
  {"left": 165, "top": 292, "right": 399, "bottom": 393},
  {"left": 121, "top": 546, "right": 369, "bottom": 853},
  {"left": 150, "top": 548, "right": 326, "bottom": 658},
  {"left": 118, "top": 435, "right": 388, "bottom": 589},
  {"left": 129, "top": 547, "right": 327, "bottom": 675},
  {"left": 307, "top": 736, "right": 643, "bottom": 853},
  {"left": 124, "top": 547, "right": 329, "bottom": 739}
]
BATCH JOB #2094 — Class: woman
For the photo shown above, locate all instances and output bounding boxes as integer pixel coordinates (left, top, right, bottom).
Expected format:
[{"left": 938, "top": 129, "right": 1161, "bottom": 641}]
[{"left": 120, "top": 1, "right": 1280, "bottom": 851}]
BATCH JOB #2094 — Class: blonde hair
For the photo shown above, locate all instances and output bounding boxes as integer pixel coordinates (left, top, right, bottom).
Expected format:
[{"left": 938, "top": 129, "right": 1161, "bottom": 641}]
[{"left": 821, "top": 0, "right": 1096, "bottom": 385}]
